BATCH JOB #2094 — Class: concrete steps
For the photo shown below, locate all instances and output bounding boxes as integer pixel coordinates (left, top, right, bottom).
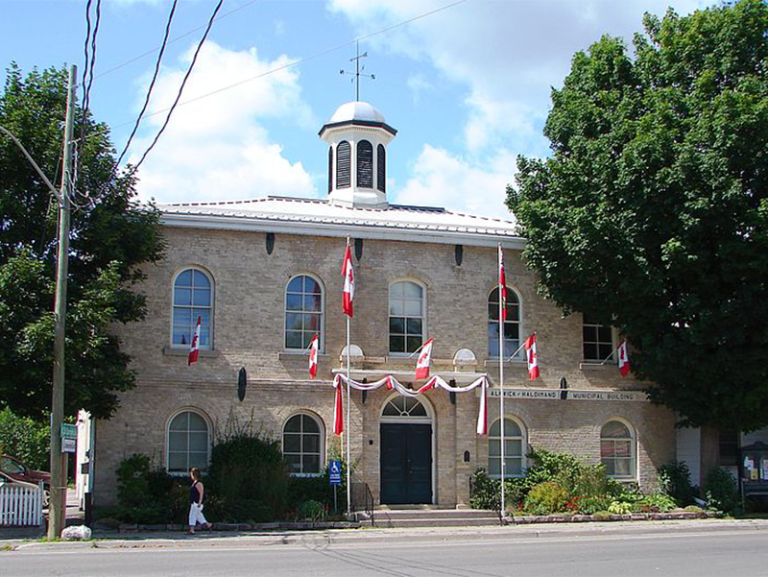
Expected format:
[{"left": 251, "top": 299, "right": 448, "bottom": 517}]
[{"left": 361, "top": 507, "right": 501, "bottom": 528}]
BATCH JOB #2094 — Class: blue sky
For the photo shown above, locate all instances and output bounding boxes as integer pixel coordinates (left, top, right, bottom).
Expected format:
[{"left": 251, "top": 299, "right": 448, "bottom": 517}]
[{"left": 2, "top": 0, "right": 708, "bottom": 218}]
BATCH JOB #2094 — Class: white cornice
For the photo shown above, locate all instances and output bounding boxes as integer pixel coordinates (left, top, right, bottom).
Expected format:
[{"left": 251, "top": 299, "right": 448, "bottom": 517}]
[{"left": 159, "top": 213, "right": 526, "bottom": 249}]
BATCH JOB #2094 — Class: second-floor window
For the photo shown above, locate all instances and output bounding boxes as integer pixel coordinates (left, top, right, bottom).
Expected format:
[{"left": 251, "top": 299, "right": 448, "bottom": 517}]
[
  {"left": 389, "top": 281, "right": 425, "bottom": 354},
  {"left": 488, "top": 287, "right": 521, "bottom": 358},
  {"left": 583, "top": 315, "right": 614, "bottom": 362},
  {"left": 285, "top": 275, "right": 323, "bottom": 350},
  {"left": 172, "top": 268, "right": 213, "bottom": 348}
]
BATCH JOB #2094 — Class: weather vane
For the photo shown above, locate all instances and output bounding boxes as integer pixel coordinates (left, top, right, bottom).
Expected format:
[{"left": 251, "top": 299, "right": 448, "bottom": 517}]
[{"left": 340, "top": 41, "right": 375, "bottom": 101}]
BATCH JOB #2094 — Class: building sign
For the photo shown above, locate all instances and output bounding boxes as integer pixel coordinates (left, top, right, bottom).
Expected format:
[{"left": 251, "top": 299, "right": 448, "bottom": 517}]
[
  {"left": 488, "top": 389, "right": 647, "bottom": 402},
  {"left": 61, "top": 423, "right": 77, "bottom": 453},
  {"left": 329, "top": 460, "right": 342, "bottom": 485}
]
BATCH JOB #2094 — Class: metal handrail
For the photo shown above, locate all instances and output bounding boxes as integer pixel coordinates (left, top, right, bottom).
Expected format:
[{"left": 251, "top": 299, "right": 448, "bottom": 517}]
[{"left": 350, "top": 481, "right": 375, "bottom": 526}]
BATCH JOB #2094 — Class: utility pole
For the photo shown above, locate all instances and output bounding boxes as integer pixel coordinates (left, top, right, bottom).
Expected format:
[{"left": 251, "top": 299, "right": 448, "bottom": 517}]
[{"left": 48, "top": 64, "right": 76, "bottom": 540}]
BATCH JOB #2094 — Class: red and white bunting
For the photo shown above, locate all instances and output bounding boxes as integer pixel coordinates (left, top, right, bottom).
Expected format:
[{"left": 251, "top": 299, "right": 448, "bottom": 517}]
[
  {"left": 188, "top": 316, "right": 201, "bottom": 366},
  {"left": 333, "top": 381, "right": 344, "bottom": 435},
  {"left": 308, "top": 333, "right": 319, "bottom": 379},
  {"left": 525, "top": 333, "right": 540, "bottom": 380},
  {"left": 415, "top": 338, "right": 434, "bottom": 380},
  {"left": 618, "top": 339, "right": 631, "bottom": 377},
  {"left": 341, "top": 243, "right": 355, "bottom": 318},
  {"left": 476, "top": 379, "right": 488, "bottom": 435},
  {"left": 499, "top": 245, "right": 507, "bottom": 321}
]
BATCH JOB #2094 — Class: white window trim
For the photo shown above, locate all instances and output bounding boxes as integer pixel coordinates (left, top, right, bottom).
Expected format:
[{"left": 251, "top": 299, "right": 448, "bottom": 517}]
[
  {"left": 487, "top": 415, "right": 528, "bottom": 479},
  {"left": 282, "top": 411, "right": 325, "bottom": 478},
  {"left": 165, "top": 408, "right": 212, "bottom": 476},
  {"left": 388, "top": 278, "right": 427, "bottom": 357},
  {"left": 600, "top": 417, "right": 637, "bottom": 481},
  {"left": 169, "top": 265, "right": 215, "bottom": 350},
  {"left": 582, "top": 314, "right": 618, "bottom": 364},
  {"left": 283, "top": 273, "right": 325, "bottom": 354},
  {"left": 488, "top": 284, "right": 524, "bottom": 360}
]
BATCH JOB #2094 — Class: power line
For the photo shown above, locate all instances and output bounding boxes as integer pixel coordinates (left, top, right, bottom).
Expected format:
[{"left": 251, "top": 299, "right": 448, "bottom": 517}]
[
  {"left": 112, "top": 0, "right": 466, "bottom": 132},
  {"left": 95, "top": 0, "right": 261, "bottom": 80},
  {"left": 115, "top": 0, "right": 179, "bottom": 167},
  {"left": 131, "top": 0, "right": 225, "bottom": 172}
]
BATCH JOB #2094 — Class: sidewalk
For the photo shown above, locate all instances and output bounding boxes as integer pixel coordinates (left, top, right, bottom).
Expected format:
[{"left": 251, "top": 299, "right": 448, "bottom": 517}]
[{"left": 3, "top": 518, "right": 768, "bottom": 552}]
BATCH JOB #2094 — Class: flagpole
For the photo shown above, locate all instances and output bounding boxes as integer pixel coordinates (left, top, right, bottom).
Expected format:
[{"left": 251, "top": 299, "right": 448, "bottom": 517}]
[
  {"left": 498, "top": 245, "right": 506, "bottom": 521},
  {"left": 345, "top": 240, "right": 352, "bottom": 518},
  {"left": 599, "top": 341, "right": 622, "bottom": 365}
]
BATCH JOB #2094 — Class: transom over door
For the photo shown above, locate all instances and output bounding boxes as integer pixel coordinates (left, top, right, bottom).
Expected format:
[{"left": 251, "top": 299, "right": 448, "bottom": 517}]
[{"left": 380, "top": 423, "right": 432, "bottom": 505}]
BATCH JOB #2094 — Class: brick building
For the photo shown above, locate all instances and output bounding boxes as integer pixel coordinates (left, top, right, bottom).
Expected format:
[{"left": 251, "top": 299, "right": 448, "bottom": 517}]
[{"left": 90, "top": 101, "right": 677, "bottom": 508}]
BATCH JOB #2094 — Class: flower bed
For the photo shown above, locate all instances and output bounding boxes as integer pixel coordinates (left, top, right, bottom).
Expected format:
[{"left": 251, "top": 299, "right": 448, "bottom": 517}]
[{"left": 505, "top": 510, "right": 719, "bottom": 524}]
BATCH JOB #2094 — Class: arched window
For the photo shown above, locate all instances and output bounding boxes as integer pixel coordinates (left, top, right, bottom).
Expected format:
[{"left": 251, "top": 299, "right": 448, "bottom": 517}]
[
  {"left": 172, "top": 268, "right": 213, "bottom": 349},
  {"left": 327, "top": 146, "right": 333, "bottom": 193},
  {"left": 389, "top": 281, "right": 425, "bottom": 354},
  {"left": 488, "top": 417, "right": 526, "bottom": 479},
  {"left": 488, "top": 287, "right": 520, "bottom": 358},
  {"left": 382, "top": 396, "right": 428, "bottom": 418},
  {"left": 601, "top": 420, "right": 636, "bottom": 478},
  {"left": 167, "top": 410, "right": 210, "bottom": 473},
  {"left": 357, "top": 140, "right": 373, "bottom": 188},
  {"left": 336, "top": 141, "right": 351, "bottom": 189},
  {"left": 285, "top": 275, "right": 323, "bottom": 350},
  {"left": 377, "top": 144, "right": 386, "bottom": 192},
  {"left": 283, "top": 413, "right": 323, "bottom": 476}
]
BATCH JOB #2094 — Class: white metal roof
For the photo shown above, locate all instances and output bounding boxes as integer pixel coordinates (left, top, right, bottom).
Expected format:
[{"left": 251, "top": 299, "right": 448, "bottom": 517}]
[
  {"left": 158, "top": 196, "right": 523, "bottom": 248},
  {"left": 329, "top": 101, "right": 387, "bottom": 124}
]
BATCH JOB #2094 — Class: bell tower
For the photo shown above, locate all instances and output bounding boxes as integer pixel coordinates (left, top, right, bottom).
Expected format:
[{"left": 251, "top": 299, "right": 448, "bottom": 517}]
[{"left": 319, "top": 101, "right": 396, "bottom": 209}]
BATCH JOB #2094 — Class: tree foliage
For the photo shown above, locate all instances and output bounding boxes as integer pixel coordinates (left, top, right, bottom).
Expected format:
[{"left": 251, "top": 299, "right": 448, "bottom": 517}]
[
  {"left": 0, "top": 64, "right": 164, "bottom": 419},
  {"left": 508, "top": 1, "right": 768, "bottom": 430}
]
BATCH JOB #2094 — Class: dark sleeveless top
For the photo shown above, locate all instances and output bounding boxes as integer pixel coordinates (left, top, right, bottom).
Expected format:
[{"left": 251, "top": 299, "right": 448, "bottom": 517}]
[{"left": 189, "top": 481, "right": 200, "bottom": 504}]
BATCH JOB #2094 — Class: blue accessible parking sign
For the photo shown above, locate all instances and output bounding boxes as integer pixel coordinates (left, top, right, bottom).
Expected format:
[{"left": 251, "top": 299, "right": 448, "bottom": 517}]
[{"left": 329, "top": 460, "right": 342, "bottom": 485}]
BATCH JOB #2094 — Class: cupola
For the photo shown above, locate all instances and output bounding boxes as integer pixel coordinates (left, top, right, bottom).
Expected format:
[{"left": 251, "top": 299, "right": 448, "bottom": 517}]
[{"left": 319, "top": 101, "right": 396, "bottom": 209}]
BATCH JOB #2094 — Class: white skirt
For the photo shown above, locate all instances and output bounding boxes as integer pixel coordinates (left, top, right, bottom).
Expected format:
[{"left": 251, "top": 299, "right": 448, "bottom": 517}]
[{"left": 188, "top": 502, "right": 208, "bottom": 527}]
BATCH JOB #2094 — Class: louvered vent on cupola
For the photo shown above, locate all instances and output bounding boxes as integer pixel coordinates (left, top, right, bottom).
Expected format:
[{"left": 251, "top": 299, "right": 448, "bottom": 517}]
[
  {"left": 357, "top": 140, "right": 373, "bottom": 188},
  {"left": 377, "top": 143, "right": 386, "bottom": 193},
  {"left": 336, "top": 141, "right": 351, "bottom": 189}
]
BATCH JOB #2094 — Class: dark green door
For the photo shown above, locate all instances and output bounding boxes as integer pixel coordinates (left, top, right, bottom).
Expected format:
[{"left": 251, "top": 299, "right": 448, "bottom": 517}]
[{"left": 380, "top": 423, "right": 432, "bottom": 504}]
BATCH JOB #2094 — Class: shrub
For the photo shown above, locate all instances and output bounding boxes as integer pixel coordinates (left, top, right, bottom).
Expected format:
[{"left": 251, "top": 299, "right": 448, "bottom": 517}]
[
  {"left": 207, "top": 429, "right": 290, "bottom": 523},
  {"left": 287, "top": 460, "right": 348, "bottom": 512},
  {"left": 658, "top": 461, "right": 696, "bottom": 506},
  {"left": 702, "top": 467, "right": 738, "bottom": 513},
  {"left": 592, "top": 511, "right": 612, "bottom": 521},
  {"left": 0, "top": 408, "right": 50, "bottom": 471},
  {"left": 469, "top": 469, "right": 523, "bottom": 511},
  {"left": 639, "top": 493, "right": 677, "bottom": 512},
  {"left": 608, "top": 501, "right": 633, "bottom": 515},
  {"left": 111, "top": 454, "right": 187, "bottom": 524},
  {"left": 524, "top": 481, "right": 569, "bottom": 514},
  {"left": 297, "top": 500, "right": 327, "bottom": 522},
  {"left": 556, "top": 463, "right": 617, "bottom": 501},
  {"left": 574, "top": 495, "right": 613, "bottom": 515}
]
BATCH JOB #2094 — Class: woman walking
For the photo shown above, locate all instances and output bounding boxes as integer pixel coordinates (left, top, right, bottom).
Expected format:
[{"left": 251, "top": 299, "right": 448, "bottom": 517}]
[{"left": 188, "top": 467, "right": 212, "bottom": 535}]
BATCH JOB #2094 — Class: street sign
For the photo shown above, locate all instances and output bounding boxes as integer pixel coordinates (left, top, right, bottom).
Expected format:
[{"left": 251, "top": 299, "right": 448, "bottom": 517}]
[
  {"left": 329, "top": 460, "right": 342, "bottom": 485},
  {"left": 61, "top": 423, "right": 77, "bottom": 454}
]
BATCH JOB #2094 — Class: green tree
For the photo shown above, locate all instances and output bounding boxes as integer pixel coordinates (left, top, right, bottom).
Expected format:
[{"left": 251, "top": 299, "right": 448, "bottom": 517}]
[
  {"left": 508, "top": 0, "right": 768, "bottom": 430},
  {"left": 0, "top": 64, "right": 164, "bottom": 419}
]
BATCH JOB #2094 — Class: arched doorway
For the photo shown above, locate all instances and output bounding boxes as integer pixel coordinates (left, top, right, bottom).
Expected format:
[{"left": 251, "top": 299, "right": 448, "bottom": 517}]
[{"left": 379, "top": 395, "right": 433, "bottom": 505}]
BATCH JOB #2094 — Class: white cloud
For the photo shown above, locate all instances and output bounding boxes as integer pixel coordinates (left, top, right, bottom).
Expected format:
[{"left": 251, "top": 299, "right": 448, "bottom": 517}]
[
  {"left": 392, "top": 145, "right": 515, "bottom": 220},
  {"left": 127, "top": 41, "right": 317, "bottom": 203},
  {"left": 328, "top": 0, "right": 702, "bottom": 214}
]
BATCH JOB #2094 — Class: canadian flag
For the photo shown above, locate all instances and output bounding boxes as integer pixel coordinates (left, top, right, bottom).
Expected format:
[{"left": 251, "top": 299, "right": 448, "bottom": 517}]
[
  {"left": 476, "top": 378, "right": 488, "bottom": 435},
  {"left": 618, "top": 339, "right": 631, "bottom": 377},
  {"left": 341, "top": 243, "right": 354, "bottom": 318},
  {"left": 415, "top": 338, "right": 434, "bottom": 380},
  {"left": 188, "top": 316, "right": 201, "bottom": 365},
  {"left": 333, "top": 380, "right": 344, "bottom": 435},
  {"left": 498, "top": 245, "right": 507, "bottom": 321},
  {"left": 525, "top": 333, "right": 540, "bottom": 380},
  {"left": 308, "top": 333, "right": 319, "bottom": 379}
]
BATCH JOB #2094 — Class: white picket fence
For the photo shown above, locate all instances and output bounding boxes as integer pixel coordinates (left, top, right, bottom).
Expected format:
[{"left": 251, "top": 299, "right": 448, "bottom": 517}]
[{"left": 0, "top": 480, "right": 44, "bottom": 527}]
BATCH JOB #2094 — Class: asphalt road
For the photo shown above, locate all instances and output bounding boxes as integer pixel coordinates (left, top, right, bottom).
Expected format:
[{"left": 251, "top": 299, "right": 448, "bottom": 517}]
[{"left": 3, "top": 528, "right": 767, "bottom": 576}]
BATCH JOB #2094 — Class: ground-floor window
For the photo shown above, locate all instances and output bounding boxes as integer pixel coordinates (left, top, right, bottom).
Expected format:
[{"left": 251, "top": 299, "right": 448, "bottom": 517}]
[
  {"left": 600, "top": 420, "right": 636, "bottom": 478},
  {"left": 488, "top": 417, "right": 526, "bottom": 478},
  {"left": 282, "top": 413, "right": 323, "bottom": 476},
  {"left": 167, "top": 410, "right": 210, "bottom": 473}
]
